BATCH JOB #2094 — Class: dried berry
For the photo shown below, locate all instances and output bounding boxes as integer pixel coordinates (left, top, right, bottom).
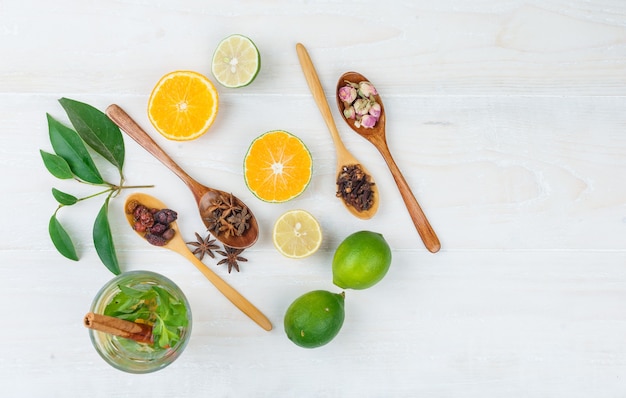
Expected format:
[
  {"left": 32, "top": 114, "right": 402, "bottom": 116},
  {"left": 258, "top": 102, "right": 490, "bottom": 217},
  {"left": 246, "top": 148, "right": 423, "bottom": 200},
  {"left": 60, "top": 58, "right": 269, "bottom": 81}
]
[
  {"left": 133, "top": 204, "right": 148, "bottom": 220},
  {"left": 131, "top": 201, "right": 178, "bottom": 246},
  {"left": 154, "top": 209, "right": 177, "bottom": 224},
  {"left": 162, "top": 228, "right": 175, "bottom": 241},
  {"left": 138, "top": 209, "right": 154, "bottom": 227},
  {"left": 145, "top": 233, "right": 167, "bottom": 246},
  {"left": 148, "top": 222, "right": 168, "bottom": 236},
  {"left": 133, "top": 220, "right": 148, "bottom": 233},
  {"left": 125, "top": 199, "right": 140, "bottom": 215}
]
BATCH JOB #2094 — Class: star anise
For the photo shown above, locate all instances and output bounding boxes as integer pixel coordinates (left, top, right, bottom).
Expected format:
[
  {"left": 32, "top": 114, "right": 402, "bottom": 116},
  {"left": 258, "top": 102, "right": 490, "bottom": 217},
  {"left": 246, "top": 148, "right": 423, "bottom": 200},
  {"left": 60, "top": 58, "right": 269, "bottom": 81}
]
[
  {"left": 207, "top": 196, "right": 225, "bottom": 215},
  {"left": 219, "top": 192, "right": 242, "bottom": 219},
  {"left": 216, "top": 246, "right": 247, "bottom": 273},
  {"left": 186, "top": 232, "right": 219, "bottom": 261},
  {"left": 219, "top": 221, "right": 238, "bottom": 239},
  {"left": 226, "top": 206, "right": 251, "bottom": 237},
  {"left": 203, "top": 212, "right": 222, "bottom": 236}
]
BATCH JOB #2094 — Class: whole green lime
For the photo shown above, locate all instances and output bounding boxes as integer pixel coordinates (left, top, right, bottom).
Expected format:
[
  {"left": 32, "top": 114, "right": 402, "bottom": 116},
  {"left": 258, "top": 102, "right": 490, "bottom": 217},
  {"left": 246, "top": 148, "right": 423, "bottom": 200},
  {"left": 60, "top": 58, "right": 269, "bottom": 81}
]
[
  {"left": 284, "top": 290, "right": 345, "bottom": 348},
  {"left": 332, "top": 230, "right": 392, "bottom": 290}
]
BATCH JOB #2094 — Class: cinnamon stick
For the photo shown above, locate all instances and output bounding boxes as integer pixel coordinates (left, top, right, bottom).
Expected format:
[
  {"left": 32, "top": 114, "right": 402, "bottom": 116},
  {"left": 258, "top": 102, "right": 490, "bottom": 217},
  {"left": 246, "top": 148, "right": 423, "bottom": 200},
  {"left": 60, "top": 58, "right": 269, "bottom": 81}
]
[{"left": 84, "top": 312, "right": 153, "bottom": 344}]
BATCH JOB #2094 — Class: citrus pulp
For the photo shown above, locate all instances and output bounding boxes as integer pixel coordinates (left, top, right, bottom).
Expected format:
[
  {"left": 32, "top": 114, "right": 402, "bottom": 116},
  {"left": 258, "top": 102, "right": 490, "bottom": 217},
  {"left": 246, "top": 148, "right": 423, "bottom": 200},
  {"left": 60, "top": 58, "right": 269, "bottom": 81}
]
[
  {"left": 243, "top": 130, "right": 312, "bottom": 202},
  {"left": 273, "top": 210, "right": 322, "bottom": 259},
  {"left": 211, "top": 34, "right": 261, "bottom": 88},
  {"left": 147, "top": 70, "right": 219, "bottom": 141}
]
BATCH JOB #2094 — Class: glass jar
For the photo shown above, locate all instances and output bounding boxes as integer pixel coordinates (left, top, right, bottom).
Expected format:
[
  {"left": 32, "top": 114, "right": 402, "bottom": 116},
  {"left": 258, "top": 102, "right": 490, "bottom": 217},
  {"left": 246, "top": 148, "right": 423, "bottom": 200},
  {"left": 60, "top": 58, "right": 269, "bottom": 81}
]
[{"left": 88, "top": 270, "right": 192, "bottom": 373}]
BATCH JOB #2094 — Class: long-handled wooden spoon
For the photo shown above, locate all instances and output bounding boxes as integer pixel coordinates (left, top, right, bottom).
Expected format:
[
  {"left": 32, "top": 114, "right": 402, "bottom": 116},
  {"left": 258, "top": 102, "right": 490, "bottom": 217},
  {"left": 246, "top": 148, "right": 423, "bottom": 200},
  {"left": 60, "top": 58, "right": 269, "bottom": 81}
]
[
  {"left": 336, "top": 72, "right": 441, "bottom": 253},
  {"left": 106, "top": 104, "right": 258, "bottom": 249},
  {"left": 124, "top": 192, "right": 272, "bottom": 331},
  {"left": 296, "top": 43, "right": 379, "bottom": 219}
]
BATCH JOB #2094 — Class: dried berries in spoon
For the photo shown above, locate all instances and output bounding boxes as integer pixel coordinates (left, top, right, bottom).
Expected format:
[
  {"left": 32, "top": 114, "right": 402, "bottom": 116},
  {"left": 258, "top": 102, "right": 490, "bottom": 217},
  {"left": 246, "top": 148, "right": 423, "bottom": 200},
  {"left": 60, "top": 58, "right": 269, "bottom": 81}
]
[{"left": 126, "top": 199, "right": 178, "bottom": 246}]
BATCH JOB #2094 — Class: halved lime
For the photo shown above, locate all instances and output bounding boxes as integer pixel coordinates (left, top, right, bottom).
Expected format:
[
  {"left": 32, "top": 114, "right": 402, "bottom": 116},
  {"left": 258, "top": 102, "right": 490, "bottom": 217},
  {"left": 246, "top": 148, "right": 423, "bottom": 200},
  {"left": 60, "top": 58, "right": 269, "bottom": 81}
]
[{"left": 211, "top": 34, "right": 261, "bottom": 88}]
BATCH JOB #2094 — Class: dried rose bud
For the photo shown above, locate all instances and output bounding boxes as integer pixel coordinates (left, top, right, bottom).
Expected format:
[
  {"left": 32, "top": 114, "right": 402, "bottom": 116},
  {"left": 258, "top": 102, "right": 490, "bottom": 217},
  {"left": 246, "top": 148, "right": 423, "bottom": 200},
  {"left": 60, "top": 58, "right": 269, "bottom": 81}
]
[
  {"left": 361, "top": 114, "right": 378, "bottom": 129},
  {"left": 353, "top": 98, "right": 371, "bottom": 116},
  {"left": 343, "top": 106, "right": 356, "bottom": 119},
  {"left": 369, "top": 102, "right": 381, "bottom": 118},
  {"left": 145, "top": 233, "right": 167, "bottom": 246},
  {"left": 358, "top": 81, "right": 377, "bottom": 98},
  {"left": 338, "top": 85, "right": 357, "bottom": 103}
]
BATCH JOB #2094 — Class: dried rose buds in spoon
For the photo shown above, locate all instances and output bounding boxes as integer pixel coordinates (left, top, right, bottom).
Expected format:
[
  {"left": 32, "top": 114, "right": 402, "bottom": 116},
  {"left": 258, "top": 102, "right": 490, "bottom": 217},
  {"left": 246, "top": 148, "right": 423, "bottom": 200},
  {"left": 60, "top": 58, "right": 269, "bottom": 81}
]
[{"left": 338, "top": 80, "right": 382, "bottom": 129}]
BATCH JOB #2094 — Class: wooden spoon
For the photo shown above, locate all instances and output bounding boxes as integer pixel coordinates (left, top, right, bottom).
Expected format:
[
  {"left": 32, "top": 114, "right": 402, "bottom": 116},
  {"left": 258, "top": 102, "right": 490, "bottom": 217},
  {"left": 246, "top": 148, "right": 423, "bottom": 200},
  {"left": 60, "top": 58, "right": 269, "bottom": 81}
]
[
  {"left": 123, "top": 192, "right": 272, "bottom": 331},
  {"left": 336, "top": 72, "right": 441, "bottom": 253},
  {"left": 296, "top": 43, "right": 379, "bottom": 220},
  {"left": 106, "top": 104, "right": 258, "bottom": 249}
]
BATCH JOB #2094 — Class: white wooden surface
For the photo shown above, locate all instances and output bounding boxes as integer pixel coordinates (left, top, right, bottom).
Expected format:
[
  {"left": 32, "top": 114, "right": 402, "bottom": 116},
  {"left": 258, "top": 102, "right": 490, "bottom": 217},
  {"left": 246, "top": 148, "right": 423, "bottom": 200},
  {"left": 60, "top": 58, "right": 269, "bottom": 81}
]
[{"left": 2, "top": 1, "right": 626, "bottom": 396}]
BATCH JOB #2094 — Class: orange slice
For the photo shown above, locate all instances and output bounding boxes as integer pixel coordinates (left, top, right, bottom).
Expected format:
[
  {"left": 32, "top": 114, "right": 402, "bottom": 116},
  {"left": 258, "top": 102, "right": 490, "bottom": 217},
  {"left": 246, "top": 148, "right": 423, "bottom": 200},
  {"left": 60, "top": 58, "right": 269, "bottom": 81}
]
[
  {"left": 244, "top": 130, "right": 313, "bottom": 202},
  {"left": 147, "top": 71, "right": 219, "bottom": 141}
]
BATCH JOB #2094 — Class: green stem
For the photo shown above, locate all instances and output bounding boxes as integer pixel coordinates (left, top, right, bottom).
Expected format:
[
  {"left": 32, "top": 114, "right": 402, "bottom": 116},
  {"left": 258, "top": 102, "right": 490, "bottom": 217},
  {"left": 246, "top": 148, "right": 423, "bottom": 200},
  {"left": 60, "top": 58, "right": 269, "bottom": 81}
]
[
  {"left": 110, "top": 183, "right": 155, "bottom": 198},
  {"left": 76, "top": 187, "right": 114, "bottom": 202},
  {"left": 119, "top": 184, "right": 155, "bottom": 189}
]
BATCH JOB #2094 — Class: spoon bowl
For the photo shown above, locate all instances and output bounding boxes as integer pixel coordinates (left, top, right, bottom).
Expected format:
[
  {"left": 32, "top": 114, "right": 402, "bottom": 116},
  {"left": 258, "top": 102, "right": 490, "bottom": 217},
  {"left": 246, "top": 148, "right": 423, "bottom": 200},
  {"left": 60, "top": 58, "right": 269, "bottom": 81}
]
[
  {"left": 123, "top": 192, "right": 272, "bottom": 331},
  {"left": 336, "top": 72, "right": 441, "bottom": 253},
  {"left": 296, "top": 43, "right": 379, "bottom": 219},
  {"left": 106, "top": 104, "right": 258, "bottom": 249}
]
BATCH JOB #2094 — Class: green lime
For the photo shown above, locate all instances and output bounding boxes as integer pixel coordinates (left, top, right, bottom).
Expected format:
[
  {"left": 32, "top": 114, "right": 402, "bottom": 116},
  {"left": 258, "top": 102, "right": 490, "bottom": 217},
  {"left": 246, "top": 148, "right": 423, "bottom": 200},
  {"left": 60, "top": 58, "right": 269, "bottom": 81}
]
[
  {"left": 211, "top": 34, "right": 261, "bottom": 88},
  {"left": 284, "top": 290, "right": 345, "bottom": 349},
  {"left": 332, "top": 230, "right": 392, "bottom": 290}
]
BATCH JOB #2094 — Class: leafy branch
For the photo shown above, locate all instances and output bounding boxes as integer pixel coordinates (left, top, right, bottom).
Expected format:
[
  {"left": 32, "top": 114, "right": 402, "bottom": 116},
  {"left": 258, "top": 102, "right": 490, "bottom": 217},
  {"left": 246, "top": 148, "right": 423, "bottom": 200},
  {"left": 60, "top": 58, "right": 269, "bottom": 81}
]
[{"left": 41, "top": 98, "right": 152, "bottom": 275}]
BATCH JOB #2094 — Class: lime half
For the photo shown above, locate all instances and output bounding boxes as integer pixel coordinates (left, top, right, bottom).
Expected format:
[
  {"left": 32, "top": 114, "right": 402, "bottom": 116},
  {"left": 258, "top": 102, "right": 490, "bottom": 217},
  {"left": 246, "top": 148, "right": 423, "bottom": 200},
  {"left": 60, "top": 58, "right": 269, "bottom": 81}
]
[{"left": 211, "top": 34, "right": 260, "bottom": 88}]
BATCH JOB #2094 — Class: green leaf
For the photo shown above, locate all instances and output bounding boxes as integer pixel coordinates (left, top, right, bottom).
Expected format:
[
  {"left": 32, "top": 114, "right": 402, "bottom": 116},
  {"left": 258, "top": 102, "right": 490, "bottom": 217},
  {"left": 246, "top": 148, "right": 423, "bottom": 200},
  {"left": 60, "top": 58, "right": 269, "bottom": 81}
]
[
  {"left": 93, "top": 197, "right": 121, "bottom": 275},
  {"left": 47, "top": 114, "right": 104, "bottom": 184},
  {"left": 49, "top": 214, "right": 79, "bottom": 261},
  {"left": 59, "top": 98, "right": 125, "bottom": 174},
  {"left": 40, "top": 150, "right": 74, "bottom": 179},
  {"left": 51, "top": 188, "right": 78, "bottom": 206}
]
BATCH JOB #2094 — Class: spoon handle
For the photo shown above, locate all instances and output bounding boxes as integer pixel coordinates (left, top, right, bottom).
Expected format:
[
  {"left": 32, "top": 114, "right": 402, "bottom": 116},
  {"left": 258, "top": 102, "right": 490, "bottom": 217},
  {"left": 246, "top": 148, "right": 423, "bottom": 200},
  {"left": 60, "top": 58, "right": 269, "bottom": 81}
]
[
  {"left": 105, "top": 104, "right": 203, "bottom": 194},
  {"left": 296, "top": 43, "right": 348, "bottom": 153},
  {"left": 178, "top": 244, "right": 273, "bottom": 331},
  {"left": 376, "top": 144, "right": 441, "bottom": 253}
]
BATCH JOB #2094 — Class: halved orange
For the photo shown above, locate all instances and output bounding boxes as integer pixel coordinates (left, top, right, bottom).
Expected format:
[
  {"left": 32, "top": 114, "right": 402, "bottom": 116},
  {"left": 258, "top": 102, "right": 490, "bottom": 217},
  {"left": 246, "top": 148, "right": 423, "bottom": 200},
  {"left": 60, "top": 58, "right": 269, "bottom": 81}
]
[
  {"left": 244, "top": 130, "right": 313, "bottom": 202},
  {"left": 147, "top": 70, "right": 219, "bottom": 141}
]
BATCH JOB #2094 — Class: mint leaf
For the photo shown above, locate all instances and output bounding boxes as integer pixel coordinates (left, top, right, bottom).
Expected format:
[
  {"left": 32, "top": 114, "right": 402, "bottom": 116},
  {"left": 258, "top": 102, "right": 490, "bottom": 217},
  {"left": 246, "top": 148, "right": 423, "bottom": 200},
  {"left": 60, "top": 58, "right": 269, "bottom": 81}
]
[
  {"left": 47, "top": 114, "right": 103, "bottom": 184},
  {"left": 59, "top": 98, "right": 125, "bottom": 175},
  {"left": 40, "top": 150, "right": 74, "bottom": 179},
  {"left": 49, "top": 215, "right": 78, "bottom": 261},
  {"left": 51, "top": 188, "right": 78, "bottom": 206},
  {"left": 93, "top": 197, "right": 120, "bottom": 275}
]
